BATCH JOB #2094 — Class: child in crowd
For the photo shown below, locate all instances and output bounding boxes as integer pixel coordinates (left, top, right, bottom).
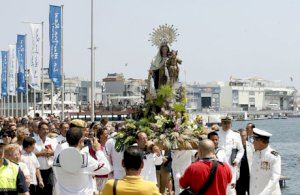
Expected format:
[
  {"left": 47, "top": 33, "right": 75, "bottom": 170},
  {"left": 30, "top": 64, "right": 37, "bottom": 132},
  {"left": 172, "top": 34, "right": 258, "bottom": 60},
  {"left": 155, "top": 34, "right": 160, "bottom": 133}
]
[{"left": 21, "top": 137, "right": 44, "bottom": 195}]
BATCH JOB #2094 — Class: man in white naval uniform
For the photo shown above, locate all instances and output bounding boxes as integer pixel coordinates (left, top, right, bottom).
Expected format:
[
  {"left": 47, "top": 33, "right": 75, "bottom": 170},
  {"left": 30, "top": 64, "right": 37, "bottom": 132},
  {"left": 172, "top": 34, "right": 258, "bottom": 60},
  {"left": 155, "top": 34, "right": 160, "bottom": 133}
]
[
  {"left": 218, "top": 117, "right": 244, "bottom": 195},
  {"left": 250, "top": 128, "right": 281, "bottom": 195}
]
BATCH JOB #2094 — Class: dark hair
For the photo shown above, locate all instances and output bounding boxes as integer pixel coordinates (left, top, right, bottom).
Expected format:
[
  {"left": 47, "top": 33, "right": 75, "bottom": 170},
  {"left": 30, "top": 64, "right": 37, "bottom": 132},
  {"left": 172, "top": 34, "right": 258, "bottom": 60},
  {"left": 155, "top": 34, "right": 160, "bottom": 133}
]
[
  {"left": 123, "top": 146, "right": 143, "bottom": 170},
  {"left": 2, "top": 130, "right": 16, "bottom": 139},
  {"left": 100, "top": 118, "right": 108, "bottom": 125},
  {"left": 22, "top": 137, "right": 36, "bottom": 149},
  {"left": 38, "top": 122, "right": 48, "bottom": 130},
  {"left": 66, "top": 127, "right": 83, "bottom": 147},
  {"left": 60, "top": 122, "right": 69, "bottom": 129},
  {"left": 159, "top": 45, "right": 170, "bottom": 57},
  {"left": 238, "top": 128, "right": 247, "bottom": 133},
  {"left": 96, "top": 128, "right": 106, "bottom": 140},
  {"left": 207, "top": 131, "right": 219, "bottom": 139},
  {"left": 247, "top": 123, "right": 255, "bottom": 129},
  {"left": 255, "top": 136, "right": 269, "bottom": 144}
]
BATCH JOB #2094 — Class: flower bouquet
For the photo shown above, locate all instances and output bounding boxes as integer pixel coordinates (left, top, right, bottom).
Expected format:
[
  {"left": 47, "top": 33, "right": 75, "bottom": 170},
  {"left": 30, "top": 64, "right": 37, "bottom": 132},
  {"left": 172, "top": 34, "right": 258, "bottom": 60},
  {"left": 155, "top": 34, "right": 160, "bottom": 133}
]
[{"left": 114, "top": 85, "right": 206, "bottom": 152}]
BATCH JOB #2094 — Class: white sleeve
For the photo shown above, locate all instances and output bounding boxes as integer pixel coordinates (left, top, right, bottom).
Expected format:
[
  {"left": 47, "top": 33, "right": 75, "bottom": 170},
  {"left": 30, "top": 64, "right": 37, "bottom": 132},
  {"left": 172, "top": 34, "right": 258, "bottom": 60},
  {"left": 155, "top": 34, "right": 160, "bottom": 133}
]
[
  {"left": 105, "top": 139, "right": 114, "bottom": 157},
  {"left": 234, "top": 135, "right": 245, "bottom": 164},
  {"left": 217, "top": 150, "right": 227, "bottom": 163},
  {"left": 33, "top": 154, "right": 41, "bottom": 168},
  {"left": 54, "top": 144, "right": 62, "bottom": 159},
  {"left": 94, "top": 150, "right": 112, "bottom": 175}
]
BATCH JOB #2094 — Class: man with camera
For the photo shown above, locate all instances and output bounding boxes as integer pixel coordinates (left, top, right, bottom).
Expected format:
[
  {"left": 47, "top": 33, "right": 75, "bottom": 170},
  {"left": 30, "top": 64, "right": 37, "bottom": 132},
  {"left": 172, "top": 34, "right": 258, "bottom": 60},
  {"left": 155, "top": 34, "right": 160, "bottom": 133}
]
[{"left": 179, "top": 139, "right": 232, "bottom": 195}]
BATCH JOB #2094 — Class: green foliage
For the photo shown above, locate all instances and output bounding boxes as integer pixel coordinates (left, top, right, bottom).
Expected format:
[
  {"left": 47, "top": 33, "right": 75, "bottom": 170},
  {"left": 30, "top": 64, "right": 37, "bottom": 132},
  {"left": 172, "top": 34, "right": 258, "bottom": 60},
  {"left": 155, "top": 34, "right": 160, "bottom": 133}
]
[
  {"left": 172, "top": 103, "right": 186, "bottom": 113},
  {"left": 114, "top": 83, "right": 206, "bottom": 151},
  {"left": 157, "top": 85, "right": 174, "bottom": 99}
]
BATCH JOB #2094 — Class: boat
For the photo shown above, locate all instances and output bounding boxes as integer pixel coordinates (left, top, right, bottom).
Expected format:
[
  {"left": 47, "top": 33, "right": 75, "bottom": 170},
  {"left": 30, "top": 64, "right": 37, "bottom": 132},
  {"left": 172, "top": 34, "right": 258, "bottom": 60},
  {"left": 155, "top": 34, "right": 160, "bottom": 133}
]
[{"left": 27, "top": 94, "right": 79, "bottom": 117}]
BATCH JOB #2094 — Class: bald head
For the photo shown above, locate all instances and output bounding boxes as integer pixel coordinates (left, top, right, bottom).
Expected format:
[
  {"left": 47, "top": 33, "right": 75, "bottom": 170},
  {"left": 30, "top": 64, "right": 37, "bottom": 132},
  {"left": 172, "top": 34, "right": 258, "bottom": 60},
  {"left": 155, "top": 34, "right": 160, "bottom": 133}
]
[{"left": 198, "top": 139, "right": 216, "bottom": 158}]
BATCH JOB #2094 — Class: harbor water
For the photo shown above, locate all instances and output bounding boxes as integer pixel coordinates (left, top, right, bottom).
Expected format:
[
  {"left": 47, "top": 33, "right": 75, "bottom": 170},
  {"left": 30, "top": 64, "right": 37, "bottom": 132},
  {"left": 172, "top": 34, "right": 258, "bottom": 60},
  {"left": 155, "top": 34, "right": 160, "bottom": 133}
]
[{"left": 232, "top": 118, "right": 300, "bottom": 195}]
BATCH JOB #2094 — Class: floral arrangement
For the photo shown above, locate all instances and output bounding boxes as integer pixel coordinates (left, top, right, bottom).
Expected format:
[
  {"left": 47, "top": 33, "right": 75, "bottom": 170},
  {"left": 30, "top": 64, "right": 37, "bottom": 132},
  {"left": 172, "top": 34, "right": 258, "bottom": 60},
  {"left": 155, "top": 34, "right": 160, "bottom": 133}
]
[{"left": 115, "top": 85, "right": 205, "bottom": 152}]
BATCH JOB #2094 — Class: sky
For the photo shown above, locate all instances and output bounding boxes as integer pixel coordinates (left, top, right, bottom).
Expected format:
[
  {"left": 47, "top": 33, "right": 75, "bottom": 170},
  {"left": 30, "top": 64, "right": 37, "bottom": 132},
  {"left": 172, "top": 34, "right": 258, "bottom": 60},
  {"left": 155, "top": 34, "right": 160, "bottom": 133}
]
[{"left": 0, "top": 0, "right": 300, "bottom": 90}]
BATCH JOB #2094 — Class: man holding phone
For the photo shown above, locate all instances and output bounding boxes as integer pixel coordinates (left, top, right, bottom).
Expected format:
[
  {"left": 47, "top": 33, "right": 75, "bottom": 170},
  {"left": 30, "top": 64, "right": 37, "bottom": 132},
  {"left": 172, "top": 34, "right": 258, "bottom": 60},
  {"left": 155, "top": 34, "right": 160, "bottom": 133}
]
[{"left": 34, "top": 122, "right": 57, "bottom": 195}]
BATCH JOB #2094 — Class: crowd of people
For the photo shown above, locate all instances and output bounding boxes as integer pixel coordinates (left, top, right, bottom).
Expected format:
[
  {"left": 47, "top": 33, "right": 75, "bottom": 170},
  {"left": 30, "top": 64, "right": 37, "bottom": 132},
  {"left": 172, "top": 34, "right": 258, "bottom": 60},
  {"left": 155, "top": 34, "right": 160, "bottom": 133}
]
[{"left": 0, "top": 114, "right": 281, "bottom": 195}]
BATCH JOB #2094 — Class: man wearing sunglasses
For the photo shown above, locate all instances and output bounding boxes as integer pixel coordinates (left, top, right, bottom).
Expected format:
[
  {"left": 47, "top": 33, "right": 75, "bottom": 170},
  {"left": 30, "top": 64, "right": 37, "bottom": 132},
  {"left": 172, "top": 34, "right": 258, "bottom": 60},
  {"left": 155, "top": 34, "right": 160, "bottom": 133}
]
[{"left": 250, "top": 128, "right": 281, "bottom": 195}]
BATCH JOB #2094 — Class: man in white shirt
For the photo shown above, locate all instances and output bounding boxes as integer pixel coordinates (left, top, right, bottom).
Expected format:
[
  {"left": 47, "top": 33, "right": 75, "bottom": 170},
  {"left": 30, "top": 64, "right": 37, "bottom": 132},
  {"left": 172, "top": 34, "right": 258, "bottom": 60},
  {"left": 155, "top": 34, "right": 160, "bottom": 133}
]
[
  {"left": 208, "top": 131, "right": 227, "bottom": 162},
  {"left": 218, "top": 117, "right": 244, "bottom": 195},
  {"left": 53, "top": 127, "right": 111, "bottom": 195},
  {"left": 55, "top": 122, "right": 69, "bottom": 145},
  {"left": 34, "top": 122, "right": 57, "bottom": 195},
  {"left": 54, "top": 120, "right": 85, "bottom": 159},
  {"left": 246, "top": 123, "right": 255, "bottom": 144},
  {"left": 136, "top": 132, "right": 163, "bottom": 183},
  {"left": 105, "top": 137, "right": 125, "bottom": 179}
]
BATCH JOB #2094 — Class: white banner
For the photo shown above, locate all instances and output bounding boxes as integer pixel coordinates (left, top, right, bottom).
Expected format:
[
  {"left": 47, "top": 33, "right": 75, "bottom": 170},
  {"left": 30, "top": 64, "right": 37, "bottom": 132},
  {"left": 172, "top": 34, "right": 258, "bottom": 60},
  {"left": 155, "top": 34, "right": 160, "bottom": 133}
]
[
  {"left": 29, "top": 23, "right": 42, "bottom": 90},
  {"left": 8, "top": 44, "right": 17, "bottom": 96}
]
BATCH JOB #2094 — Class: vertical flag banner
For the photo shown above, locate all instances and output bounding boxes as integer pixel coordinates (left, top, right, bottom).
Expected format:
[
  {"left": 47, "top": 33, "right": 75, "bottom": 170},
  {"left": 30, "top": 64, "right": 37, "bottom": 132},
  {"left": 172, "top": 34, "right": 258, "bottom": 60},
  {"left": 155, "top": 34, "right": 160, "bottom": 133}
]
[
  {"left": 16, "top": 35, "right": 26, "bottom": 93},
  {"left": 8, "top": 45, "right": 17, "bottom": 96},
  {"left": 49, "top": 5, "right": 62, "bottom": 88},
  {"left": 1, "top": 51, "right": 8, "bottom": 97},
  {"left": 30, "top": 23, "right": 42, "bottom": 90}
]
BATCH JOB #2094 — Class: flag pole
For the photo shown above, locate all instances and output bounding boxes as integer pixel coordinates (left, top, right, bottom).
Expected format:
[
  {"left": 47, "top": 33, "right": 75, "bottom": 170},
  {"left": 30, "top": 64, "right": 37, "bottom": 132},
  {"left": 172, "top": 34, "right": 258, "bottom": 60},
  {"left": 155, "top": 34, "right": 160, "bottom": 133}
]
[
  {"left": 41, "top": 21, "right": 44, "bottom": 117},
  {"left": 33, "top": 89, "right": 36, "bottom": 116},
  {"left": 61, "top": 5, "right": 65, "bottom": 120},
  {"left": 21, "top": 92, "right": 23, "bottom": 116},
  {"left": 51, "top": 81, "right": 54, "bottom": 114},
  {"left": 2, "top": 98, "right": 4, "bottom": 116},
  {"left": 90, "top": 0, "right": 95, "bottom": 122},
  {"left": 16, "top": 94, "right": 18, "bottom": 117},
  {"left": 6, "top": 97, "right": 9, "bottom": 116}
]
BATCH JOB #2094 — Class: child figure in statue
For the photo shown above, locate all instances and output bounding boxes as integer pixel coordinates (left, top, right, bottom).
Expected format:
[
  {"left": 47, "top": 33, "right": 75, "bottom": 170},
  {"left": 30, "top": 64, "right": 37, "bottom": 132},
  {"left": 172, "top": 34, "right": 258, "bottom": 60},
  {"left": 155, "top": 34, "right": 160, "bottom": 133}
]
[{"left": 166, "top": 50, "right": 182, "bottom": 86}]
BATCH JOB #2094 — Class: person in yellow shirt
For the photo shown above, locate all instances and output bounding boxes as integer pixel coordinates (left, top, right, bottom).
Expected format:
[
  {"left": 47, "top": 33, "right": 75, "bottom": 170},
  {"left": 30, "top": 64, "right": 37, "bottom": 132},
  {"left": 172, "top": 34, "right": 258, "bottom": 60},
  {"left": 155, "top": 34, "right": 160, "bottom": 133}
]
[{"left": 101, "top": 146, "right": 161, "bottom": 195}]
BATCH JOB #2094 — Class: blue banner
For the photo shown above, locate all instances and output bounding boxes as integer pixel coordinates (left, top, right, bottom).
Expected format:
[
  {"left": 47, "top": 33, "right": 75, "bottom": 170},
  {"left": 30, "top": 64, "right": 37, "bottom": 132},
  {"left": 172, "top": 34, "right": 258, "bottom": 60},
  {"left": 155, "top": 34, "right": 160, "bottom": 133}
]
[
  {"left": 16, "top": 35, "right": 26, "bottom": 93},
  {"left": 1, "top": 51, "right": 8, "bottom": 97},
  {"left": 49, "top": 5, "right": 62, "bottom": 87}
]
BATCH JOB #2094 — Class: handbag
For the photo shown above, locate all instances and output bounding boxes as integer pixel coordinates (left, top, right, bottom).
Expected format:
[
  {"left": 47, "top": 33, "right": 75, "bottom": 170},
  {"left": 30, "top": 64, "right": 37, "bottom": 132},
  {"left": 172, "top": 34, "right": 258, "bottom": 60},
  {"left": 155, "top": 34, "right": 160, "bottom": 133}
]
[{"left": 179, "top": 160, "right": 219, "bottom": 195}]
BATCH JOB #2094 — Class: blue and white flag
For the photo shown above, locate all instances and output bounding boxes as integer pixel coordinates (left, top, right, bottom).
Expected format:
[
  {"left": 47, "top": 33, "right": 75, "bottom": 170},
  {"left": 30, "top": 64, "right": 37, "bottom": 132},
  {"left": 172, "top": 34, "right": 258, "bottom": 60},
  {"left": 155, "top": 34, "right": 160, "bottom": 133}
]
[
  {"left": 29, "top": 23, "right": 42, "bottom": 90},
  {"left": 1, "top": 51, "right": 8, "bottom": 97},
  {"left": 49, "top": 5, "right": 62, "bottom": 88},
  {"left": 16, "top": 35, "right": 26, "bottom": 93},
  {"left": 8, "top": 45, "right": 17, "bottom": 96}
]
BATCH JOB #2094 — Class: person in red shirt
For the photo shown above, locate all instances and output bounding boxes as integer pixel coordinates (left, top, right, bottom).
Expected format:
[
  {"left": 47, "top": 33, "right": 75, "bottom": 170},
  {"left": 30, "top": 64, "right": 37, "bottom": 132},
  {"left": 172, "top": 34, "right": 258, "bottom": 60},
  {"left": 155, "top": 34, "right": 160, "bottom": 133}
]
[{"left": 179, "top": 139, "right": 232, "bottom": 195}]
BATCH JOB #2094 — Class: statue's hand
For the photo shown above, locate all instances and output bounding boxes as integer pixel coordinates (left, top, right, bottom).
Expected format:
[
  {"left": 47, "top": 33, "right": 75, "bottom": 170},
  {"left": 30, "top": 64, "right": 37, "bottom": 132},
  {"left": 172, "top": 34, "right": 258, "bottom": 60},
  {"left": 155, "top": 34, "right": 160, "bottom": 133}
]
[{"left": 177, "top": 59, "right": 182, "bottom": 64}]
